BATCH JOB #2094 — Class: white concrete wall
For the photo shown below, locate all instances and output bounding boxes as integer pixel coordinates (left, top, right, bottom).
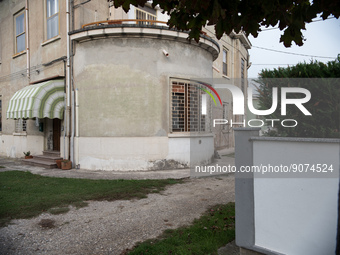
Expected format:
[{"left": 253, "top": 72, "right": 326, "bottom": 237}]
[
  {"left": 77, "top": 136, "right": 214, "bottom": 171},
  {"left": 0, "top": 134, "right": 44, "bottom": 158},
  {"left": 168, "top": 135, "right": 214, "bottom": 166},
  {"left": 252, "top": 139, "right": 339, "bottom": 255}
]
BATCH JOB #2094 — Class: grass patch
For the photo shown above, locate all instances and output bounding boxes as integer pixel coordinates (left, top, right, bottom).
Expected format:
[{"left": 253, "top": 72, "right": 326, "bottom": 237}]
[
  {"left": 0, "top": 166, "right": 6, "bottom": 168},
  {"left": 0, "top": 171, "right": 180, "bottom": 227},
  {"left": 48, "top": 207, "right": 70, "bottom": 215},
  {"left": 125, "top": 203, "right": 235, "bottom": 255}
]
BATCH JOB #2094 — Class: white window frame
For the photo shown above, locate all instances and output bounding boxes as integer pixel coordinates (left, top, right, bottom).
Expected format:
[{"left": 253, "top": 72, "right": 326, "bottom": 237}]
[
  {"left": 46, "top": 0, "right": 59, "bottom": 40},
  {"left": 0, "top": 96, "right": 2, "bottom": 132},
  {"left": 14, "top": 10, "right": 26, "bottom": 54},
  {"left": 241, "top": 58, "right": 245, "bottom": 92},
  {"left": 135, "top": 8, "right": 156, "bottom": 25},
  {"left": 222, "top": 48, "right": 228, "bottom": 76},
  {"left": 222, "top": 102, "right": 229, "bottom": 130}
]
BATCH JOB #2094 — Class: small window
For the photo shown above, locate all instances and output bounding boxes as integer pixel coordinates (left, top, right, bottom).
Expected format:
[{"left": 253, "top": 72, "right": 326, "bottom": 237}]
[
  {"left": 46, "top": 0, "right": 59, "bottom": 40},
  {"left": 170, "top": 80, "right": 207, "bottom": 133},
  {"left": 222, "top": 102, "right": 229, "bottom": 130},
  {"left": 0, "top": 97, "right": 2, "bottom": 131},
  {"left": 15, "top": 119, "right": 27, "bottom": 133},
  {"left": 223, "top": 49, "right": 228, "bottom": 76},
  {"left": 241, "top": 58, "right": 245, "bottom": 92},
  {"left": 0, "top": 27, "right": 2, "bottom": 63},
  {"left": 135, "top": 8, "right": 156, "bottom": 25},
  {"left": 15, "top": 11, "right": 25, "bottom": 53}
]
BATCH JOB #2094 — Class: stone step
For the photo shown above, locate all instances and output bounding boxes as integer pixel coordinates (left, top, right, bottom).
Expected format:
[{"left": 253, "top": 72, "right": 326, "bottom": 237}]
[
  {"left": 42, "top": 150, "right": 60, "bottom": 157},
  {"left": 34, "top": 155, "right": 63, "bottom": 163},
  {"left": 22, "top": 158, "right": 57, "bottom": 169}
]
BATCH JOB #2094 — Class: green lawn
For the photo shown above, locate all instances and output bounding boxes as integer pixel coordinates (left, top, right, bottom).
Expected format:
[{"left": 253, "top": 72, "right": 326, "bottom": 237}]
[
  {"left": 126, "top": 203, "right": 235, "bottom": 255},
  {"left": 0, "top": 171, "right": 180, "bottom": 227}
]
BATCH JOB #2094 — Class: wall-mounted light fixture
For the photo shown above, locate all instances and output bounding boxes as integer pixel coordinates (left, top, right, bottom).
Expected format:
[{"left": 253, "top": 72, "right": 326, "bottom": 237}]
[{"left": 162, "top": 49, "right": 169, "bottom": 57}]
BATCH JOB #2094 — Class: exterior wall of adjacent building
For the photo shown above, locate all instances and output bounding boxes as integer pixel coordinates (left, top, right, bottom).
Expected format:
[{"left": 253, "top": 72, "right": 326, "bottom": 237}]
[
  {"left": 204, "top": 26, "right": 251, "bottom": 149},
  {"left": 0, "top": 0, "right": 67, "bottom": 157}
]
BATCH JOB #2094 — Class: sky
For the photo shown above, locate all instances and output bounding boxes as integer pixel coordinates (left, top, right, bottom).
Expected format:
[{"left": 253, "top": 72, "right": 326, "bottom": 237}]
[{"left": 247, "top": 17, "right": 340, "bottom": 78}]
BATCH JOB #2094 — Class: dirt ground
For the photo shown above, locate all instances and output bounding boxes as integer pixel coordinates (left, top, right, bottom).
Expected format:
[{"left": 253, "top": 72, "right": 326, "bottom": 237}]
[{"left": 0, "top": 173, "right": 235, "bottom": 255}]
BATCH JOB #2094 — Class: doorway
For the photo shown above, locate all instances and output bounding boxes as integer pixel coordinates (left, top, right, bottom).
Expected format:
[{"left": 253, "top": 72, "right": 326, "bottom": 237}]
[{"left": 52, "top": 119, "right": 61, "bottom": 151}]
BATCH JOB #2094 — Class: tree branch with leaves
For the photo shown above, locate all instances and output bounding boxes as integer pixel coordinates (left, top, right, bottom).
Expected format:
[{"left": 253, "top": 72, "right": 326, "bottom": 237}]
[{"left": 110, "top": 0, "right": 339, "bottom": 47}]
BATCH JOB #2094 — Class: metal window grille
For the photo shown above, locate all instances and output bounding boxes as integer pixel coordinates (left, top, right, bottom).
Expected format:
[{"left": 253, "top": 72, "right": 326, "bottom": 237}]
[
  {"left": 15, "top": 119, "right": 27, "bottom": 133},
  {"left": 170, "top": 80, "right": 210, "bottom": 133}
]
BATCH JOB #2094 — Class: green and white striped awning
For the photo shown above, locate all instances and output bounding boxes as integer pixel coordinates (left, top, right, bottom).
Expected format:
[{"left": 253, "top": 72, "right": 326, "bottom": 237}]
[{"left": 7, "top": 79, "right": 65, "bottom": 119}]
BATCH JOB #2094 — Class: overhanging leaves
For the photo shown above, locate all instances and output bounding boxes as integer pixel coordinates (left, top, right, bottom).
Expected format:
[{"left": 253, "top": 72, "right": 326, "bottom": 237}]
[{"left": 110, "top": 0, "right": 340, "bottom": 47}]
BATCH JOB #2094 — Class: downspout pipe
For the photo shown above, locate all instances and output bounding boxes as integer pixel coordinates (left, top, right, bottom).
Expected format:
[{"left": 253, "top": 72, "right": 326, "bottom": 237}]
[
  {"left": 66, "top": 0, "right": 71, "bottom": 160},
  {"left": 25, "top": 0, "right": 30, "bottom": 81},
  {"left": 75, "top": 88, "right": 79, "bottom": 168}
]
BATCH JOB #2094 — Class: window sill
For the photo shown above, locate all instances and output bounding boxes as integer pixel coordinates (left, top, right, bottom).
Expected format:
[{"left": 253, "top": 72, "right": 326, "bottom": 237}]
[
  {"left": 41, "top": 35, "right": 61, "bottom": 47},
  {"left": 222, "top": 75, "right": 230, "bottom": 80},
  {"left": 13, "top": 132, "right": 27, "bottom": 136},
  {"left": 169, "top": 133, "right": 213, "bottom": 138},
  {"left": 12, "top": 51, "right": 26, "bottom": 59}
]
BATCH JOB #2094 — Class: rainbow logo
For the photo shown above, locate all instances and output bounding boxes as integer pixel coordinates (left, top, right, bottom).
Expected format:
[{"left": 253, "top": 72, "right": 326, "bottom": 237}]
[{"left": 195, "top": 81, "right": 222, "bottom": 106}]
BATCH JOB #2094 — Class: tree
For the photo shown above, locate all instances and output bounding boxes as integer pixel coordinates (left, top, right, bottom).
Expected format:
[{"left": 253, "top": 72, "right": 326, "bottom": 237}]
[
  {"left": 255, "top": 56, "right": 340, "bottom": 138},
  {"left": 111, "top": 0, "right": 340, "bottom": 47}
]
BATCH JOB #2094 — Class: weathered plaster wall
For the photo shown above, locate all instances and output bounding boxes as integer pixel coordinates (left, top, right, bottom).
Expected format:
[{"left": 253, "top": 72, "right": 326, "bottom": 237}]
[
  {"left": 0, "top": 0, "right": 66, "bottom": 157},
  {"left": 0, "top": 134, "right": 44, "bottom": 157},
  {"left": 71, "top": 27, "right": 218, "bottom": 170},
  {"left": 73, "top": 34, "right": 214, "bottom": 137}
]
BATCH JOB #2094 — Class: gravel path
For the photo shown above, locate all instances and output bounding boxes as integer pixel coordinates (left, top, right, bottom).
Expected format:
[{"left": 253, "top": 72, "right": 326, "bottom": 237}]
[{"left": 0, "top": 174, "right": 235, "bottom": 255}]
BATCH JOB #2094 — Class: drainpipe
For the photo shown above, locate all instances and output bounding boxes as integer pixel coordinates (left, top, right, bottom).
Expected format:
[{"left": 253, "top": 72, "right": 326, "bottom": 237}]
[
  {"left": 66, "top": 0, "right": 71, "bottom": 160},
  {"left": 75, "top": 88, "right": 79, "bottom": 167},
  {"left": 63, "top": 60, "right": 67, "bottom": 159},
  {"left": 71, "top": 89, "right": 75, "bottom": 167},
  {"left": 25, "top": 0, "right": 30, "bottom": 81}
]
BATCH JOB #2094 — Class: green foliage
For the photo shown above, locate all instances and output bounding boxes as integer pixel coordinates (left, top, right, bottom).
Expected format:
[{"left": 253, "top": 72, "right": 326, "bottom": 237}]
[
  {"left": 23, "top": 151, "right": 31, "bottom": 156},
  {"left": 0, "top": 171, "right": 180, "bottom": 227},
  {"left": 126, "top": 203, "right": 235, "bottom": 255},
  {"left": 256, "top": 56, "right": 340, "bottom": 138},
  {"left": 112, "top": 0, "right": 340, "bottom": 47}
]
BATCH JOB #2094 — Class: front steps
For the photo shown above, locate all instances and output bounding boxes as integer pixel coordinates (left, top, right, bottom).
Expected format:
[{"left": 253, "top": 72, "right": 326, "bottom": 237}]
[{"left": 22, "top": 151, "right": 62, "bottom": 169}]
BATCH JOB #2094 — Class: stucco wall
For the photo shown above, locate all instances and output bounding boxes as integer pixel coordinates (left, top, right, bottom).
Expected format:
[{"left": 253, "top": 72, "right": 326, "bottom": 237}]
[
  {"left": 0, "top": 134, "right": 44, "bottom": 158},
  {"left": 0, "top": 0, "right": 66, "bottom": 155},
  {"left": 70, "top": 26, "right": 218, "bottom": 170},
  {"left": 72, "top": 29, "right": 216, "bottom": 137}
]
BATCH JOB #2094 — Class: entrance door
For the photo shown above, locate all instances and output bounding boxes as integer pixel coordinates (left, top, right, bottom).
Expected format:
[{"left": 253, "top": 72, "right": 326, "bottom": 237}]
[{"left": 53, "top": 119, "right": 61, "bottom": 151}]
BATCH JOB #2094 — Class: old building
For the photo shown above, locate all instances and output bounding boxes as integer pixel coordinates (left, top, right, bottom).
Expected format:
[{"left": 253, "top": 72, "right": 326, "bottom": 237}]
[{"left": 0, "top": 0, "right": 251, "bottom": 170}]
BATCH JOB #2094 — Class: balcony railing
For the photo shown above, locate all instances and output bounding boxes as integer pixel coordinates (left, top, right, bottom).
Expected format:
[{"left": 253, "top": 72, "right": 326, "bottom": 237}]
[
  {"left": 82, "top": 19, "right": 168, "bottom": 29},
  {"left": 81, "top": 19, "right": 208, "bottom": 37}
]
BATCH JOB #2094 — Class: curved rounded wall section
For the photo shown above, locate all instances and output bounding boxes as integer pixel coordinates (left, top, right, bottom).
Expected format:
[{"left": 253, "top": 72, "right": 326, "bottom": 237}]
[{"left": 72, "top": 29, "right": 218, "bottom": 170}]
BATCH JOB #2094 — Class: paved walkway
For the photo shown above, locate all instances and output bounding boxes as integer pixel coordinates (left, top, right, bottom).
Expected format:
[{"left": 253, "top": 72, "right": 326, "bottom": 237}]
[{"left": 0, "top": 147, "right": 235, "bottom": 180}]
